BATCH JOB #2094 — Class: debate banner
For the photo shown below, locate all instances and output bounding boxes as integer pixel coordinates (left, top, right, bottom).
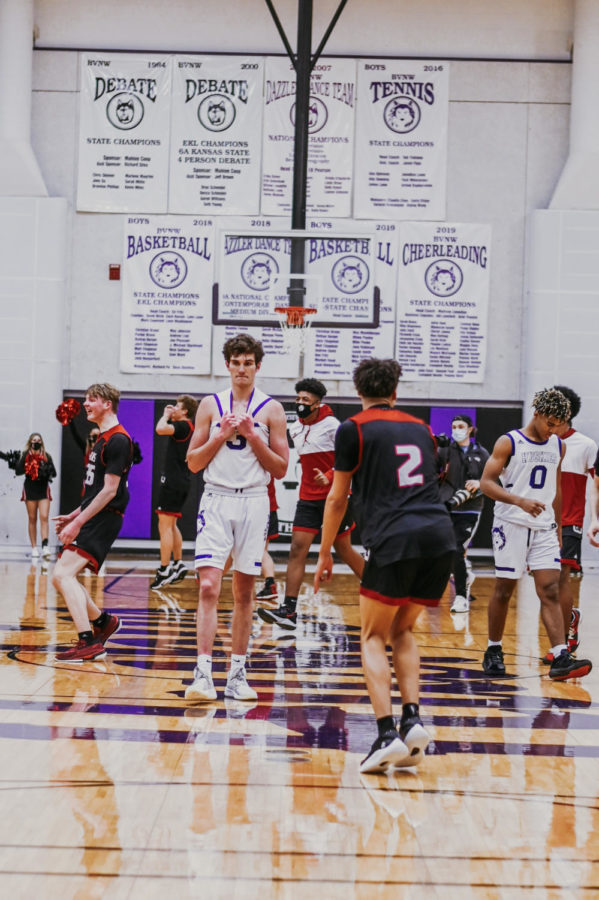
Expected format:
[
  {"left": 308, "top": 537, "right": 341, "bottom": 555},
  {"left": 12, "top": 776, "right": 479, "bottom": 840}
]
[
  {"left": 396, "top": 222, "right": 491, "bottom": 382},
  {"left": 169, "top": 56, "right": 264, "bottom": 214},
  {"left": 77, "top": 54, "right": 172, "bottom": 212},
  {"left": 261, "top": 56, "right": 356, "bottom": 217},
  {"left": 354, "top": 60, "right": 449, "bottom": 220},
  {"left": 120, "top": 216, "right": 215, "bottom": 374}
]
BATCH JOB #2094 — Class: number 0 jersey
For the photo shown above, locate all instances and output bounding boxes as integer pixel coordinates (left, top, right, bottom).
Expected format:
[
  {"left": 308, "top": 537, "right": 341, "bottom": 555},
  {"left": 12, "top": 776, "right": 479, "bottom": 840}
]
[
  {"left": 203, "top": 388, "right": 272, "bottom": 491},
  {"left": 334, "top": 406, "right": 454, "bottom": 565},
  {"left": 494, "top": 429, "right": 562, "bottom": 530}
]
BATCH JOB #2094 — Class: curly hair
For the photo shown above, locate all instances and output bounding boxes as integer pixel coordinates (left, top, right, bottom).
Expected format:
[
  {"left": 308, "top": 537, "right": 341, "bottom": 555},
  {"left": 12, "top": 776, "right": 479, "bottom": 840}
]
[
  {"left": 222, "top": 333, "right": 265, "bottom": 365},
  {"left": 295, "top": 378, "right": 327, "bottom": 399},
  {"left": 552, "top": 385, "right": 580, "bottom": 421},
  {"left": 353, "top": 358, "right": 402, "bottom": 399},
  {"left": 532, "top": 387, "right": 571, "bottom": 421}
]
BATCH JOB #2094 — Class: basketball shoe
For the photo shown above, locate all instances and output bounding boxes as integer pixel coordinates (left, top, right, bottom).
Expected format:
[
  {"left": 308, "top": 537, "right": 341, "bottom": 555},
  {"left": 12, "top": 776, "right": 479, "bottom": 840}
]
[
  {"left": 398, "top": 714, "right": 430, "bottom": 766},
  {"left": 185, "top": 666, "right": 217, "bottom": 701},
  {"left": 549, "top": 649, "right": 592, "bottom": 681},
  {"left": 256, "top": 578, "right": 279, "bottom": 602},
  {"left": 257, "top": 601, "right": 297, "bottom": 629},
  {"left": 450, "top": 594, "right": 469, "bottom": 613},
  {"left": 483, "top": 645, "right": 506, "bottom": 676},
  {"left": 92, "top": 613, "right": 121, "bottom": 644},
  {"left": 169, "top": 561, "right": 188, "bottom": 584},
  {"left": 567, "top": 608, "right": 581, "bottom": 654},
  {"left": 359, "top": 729, "right": 409, "bottom": 774},
  {"left": 150, "top": 564, "right": 177, "bottom": 590},
  {"left": 56, "top": 639, "right": 106, "bottom": 662},
  {"left": 225, "top": 666, "right": 258, "bottom": 701}
]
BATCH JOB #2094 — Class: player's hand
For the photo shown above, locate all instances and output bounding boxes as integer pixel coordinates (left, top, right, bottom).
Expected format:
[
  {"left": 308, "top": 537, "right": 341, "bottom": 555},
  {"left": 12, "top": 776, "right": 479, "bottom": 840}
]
[
  {"left": 314, "top": 551, "right": 334, "bottom": 592},
  {"left": 52, "top": 512, "right": 77, "bottom": 533},
  {"left": 465, "top": 479, "right": 479, "bottom": 492},
  {"left": 313, "top": 468, "right": 330, "bottom": 487},
  {"left": 163, "top": 404, "right": 175, "bottom": 419},
  {"left": 219, "top": 412, "right": 238, "bottom": 440},
  {"left": 57, "top": 518, "right": 81, "bottom": 546},
  {"left": 518, "top": 497, "right": 546, "bottom": 517},
  {"left": 587, "top": 520, "right": 599, "bottom": 547},
  {"left": 236, "top": 413, "right": 255, "bottom": 440}
]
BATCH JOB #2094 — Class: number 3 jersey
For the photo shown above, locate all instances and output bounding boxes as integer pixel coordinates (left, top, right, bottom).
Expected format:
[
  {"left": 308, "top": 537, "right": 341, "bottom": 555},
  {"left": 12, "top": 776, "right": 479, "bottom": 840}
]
[
  {"left": 203, "top": 388, "right": 273, "bottom": 491},
  {"left": 494, "top": 430, "right": 562, "bottom": 530},
  {"left": 334, "top": 406, "right": 454, "bottom": 565}
]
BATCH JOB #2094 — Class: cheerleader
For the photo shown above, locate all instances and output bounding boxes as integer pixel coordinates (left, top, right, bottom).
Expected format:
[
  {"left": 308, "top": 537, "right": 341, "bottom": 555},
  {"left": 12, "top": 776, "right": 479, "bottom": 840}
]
[{"left": 15, "top": 433, "right": 56, "bottom": 558}]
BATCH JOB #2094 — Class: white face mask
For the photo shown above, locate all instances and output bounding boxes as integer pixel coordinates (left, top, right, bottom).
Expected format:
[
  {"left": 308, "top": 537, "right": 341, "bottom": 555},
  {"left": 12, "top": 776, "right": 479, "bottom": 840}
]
[{"left": 452, "top": 426, "right": 468, "bottom": 443}]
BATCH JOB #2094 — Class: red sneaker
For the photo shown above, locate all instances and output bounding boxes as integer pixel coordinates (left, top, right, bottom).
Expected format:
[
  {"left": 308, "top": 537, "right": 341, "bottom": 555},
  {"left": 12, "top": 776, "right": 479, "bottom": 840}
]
[
  {"left": 92, "top": 614, "right": 121, "bottom": 644},
  {"left": 56, "top": 639, "right": 107, "bottom": 662},
  {"left": 541, "top": 651, "right": 554, "bottom": 665},
  {"left": 567, "top": 608, "right": 581, "bottom": 654}
]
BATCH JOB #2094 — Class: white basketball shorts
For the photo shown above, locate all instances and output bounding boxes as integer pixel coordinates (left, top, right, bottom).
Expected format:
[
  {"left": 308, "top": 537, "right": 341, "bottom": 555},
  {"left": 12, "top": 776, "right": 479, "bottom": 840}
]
[
  {"left": 195, "top": 487, "right": 269, "bottom": 576},
  {"left": 491, "top": 518, "right": 561, "bottom": 579}
]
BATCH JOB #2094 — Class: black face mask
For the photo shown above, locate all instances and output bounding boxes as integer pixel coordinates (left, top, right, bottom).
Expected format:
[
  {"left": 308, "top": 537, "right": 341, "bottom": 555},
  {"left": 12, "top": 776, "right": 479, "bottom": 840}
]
[
  {"left": 295, "top": 402, "right": 315, "bottom": 420},
  {"left": 31, "top": 442, "right": 41, "bottom": 451}
]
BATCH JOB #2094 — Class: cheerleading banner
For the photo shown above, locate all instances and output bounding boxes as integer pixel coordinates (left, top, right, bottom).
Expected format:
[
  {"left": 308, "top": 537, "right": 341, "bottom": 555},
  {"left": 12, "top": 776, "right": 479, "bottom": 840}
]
[
  {"left": 261, "top": 56, "right": 356, "bottom": 217},
  {"left": 169, "top": 56, "right": 264, "bottom": 214},
  {"left": 120, "top": 216, "right": 214, "bottom": 374},
  {"left": 396, "top": 222, "right": 491, "bottom": 382},
  {"left": 353, "top": 60, "right": 449, "bottom": 220},
  {"left": 77, "top": 54, "right": 172, "bottom": 213},
  {"left": 303, "top": 219, "right": 399, "bottom": 380}
]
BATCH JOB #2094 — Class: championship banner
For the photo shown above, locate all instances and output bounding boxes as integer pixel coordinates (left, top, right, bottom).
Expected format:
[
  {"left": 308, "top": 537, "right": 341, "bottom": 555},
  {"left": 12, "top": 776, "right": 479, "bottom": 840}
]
[
  {"left": 120, "top": 216, "right": 214, "bottom": 374},
  {"left": 261, "top": 57, "right": 356, "bottom": 217},
  {"left": 77, "top": 54, "right": 172, "bottom": 213},
  {"left": 303, "top": 220, "right": 399, "bottom": 380},
  {"left": 396, "top": 222, "right": 491, "bottom": 382},
  {"left": 354, "top": 60, "right": 449, "bottom": 220},
  {"left": 169, "top": 56, "right": 264, "bottom": 214}
]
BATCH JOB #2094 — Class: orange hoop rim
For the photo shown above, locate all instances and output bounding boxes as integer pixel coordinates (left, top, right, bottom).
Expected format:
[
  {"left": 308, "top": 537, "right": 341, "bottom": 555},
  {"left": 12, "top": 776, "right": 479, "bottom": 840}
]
[{"left": 274, "top": 305, "right": 317, "bottom": 326}]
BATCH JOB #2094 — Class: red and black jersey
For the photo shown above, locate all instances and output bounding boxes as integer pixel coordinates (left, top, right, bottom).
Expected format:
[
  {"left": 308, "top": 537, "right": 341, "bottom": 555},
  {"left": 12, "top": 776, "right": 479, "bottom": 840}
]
[
  {"left": 335, "top": 405, "right": 455, "bottom": 564},
  {"left": 162, "top": 419, "right": 194, "bottom": 491},
  {"left": 82, "top": 424, "right": 133, "bottom": 514}
]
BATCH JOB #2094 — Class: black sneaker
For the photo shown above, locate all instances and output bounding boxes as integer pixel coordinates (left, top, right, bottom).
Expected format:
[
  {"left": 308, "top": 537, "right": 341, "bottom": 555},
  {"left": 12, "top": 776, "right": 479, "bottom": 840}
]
[
  {"left": 150, "top": 566, "right": 176, "bottom": 590},
  {"left": 170, "top": 562, "right": 188, "bottom": 584},
  {"left": 257, "top": 602, "right": 297, "bottom": 629},
  {"left": 359, "top": 729, "right": 409, "bottom": 774},
  {"left": 256, "top": 580, "right": 279, "bottom": 602},
  {"left": 549, "top": 649, "right": 592, "bottom": 681},
  {"left": 483, "top": 645, "right": 506, "bottom": 676},
  {"left": 397, "top": 715, "right": 430, "bottom": 767}
]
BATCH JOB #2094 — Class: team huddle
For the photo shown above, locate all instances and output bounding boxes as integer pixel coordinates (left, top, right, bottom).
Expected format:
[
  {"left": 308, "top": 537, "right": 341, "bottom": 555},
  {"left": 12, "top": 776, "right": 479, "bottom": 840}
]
[{"left": 50, "top": 334, "right": 595, "bottom": 775}]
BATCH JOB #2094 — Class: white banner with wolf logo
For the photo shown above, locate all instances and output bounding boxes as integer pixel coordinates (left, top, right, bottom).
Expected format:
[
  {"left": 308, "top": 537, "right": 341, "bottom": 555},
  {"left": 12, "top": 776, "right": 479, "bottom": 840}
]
[
  {"left": 120, "top": 216, "right": 214, "bottom": 374},
  {"left": 169, "top": 56, "right": 264, "bottom": 214},
  {"left": 396, "top": 222, "right": 491, "bottom": 382},
  {"left": 354, "top": 60, "right": 449, "bottom": 220},
  {"left": 303, "top": 219, "right": 399, "bottom": 380},
  {"left": 261, "top": 57, "right": 356, "bottom": 217},
  {"left": 77, "top": 54, "right": 172, "bottom": 212}
]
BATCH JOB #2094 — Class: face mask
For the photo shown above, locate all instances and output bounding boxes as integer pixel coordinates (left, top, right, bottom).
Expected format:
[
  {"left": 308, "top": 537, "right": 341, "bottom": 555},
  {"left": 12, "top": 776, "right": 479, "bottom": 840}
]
[
  {"left": 295, "top": 402, "right": 315, "bottom": 420},
  {"left": 452, "top": 427, "right": 468, "bottom": 443},
  {"left": 31, "top": 442, "right": 41, "bottom": 451}
]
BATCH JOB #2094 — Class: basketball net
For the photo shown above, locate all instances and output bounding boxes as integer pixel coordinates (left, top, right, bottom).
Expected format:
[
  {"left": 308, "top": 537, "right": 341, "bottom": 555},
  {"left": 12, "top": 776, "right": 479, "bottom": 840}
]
[{"left": 274, "top": 306, "right": 317, "bottom": 355}]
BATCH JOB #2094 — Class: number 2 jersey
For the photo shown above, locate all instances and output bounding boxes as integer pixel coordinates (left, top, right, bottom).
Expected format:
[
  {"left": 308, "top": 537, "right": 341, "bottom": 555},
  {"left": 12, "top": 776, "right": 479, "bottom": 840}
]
[
  {"left": 493, "top": 429, "right": 562, "bottom": 530},
  {"left": 334, "top": 406, "right": 454, "bottom": 565},
  {"left": 82, "top": 424, "right": 133, "bottom": 514}
]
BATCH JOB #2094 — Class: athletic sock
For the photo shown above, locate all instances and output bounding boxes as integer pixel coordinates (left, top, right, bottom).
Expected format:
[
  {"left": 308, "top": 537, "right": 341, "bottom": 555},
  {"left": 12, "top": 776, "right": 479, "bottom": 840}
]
[
  {"left": 376, "top": 715, "right": 396, "bottom": 738},
  {"left": 401, "top": 703, "right": 420, "bottom": 725},
  {"left": 487, "top": 640, "right": 502, "bottom": 648},
  {"left": 196, "top": 654, "right": 212, "bottom": 673},
  {"left": 550, "top": 643, "right": 567, "bottom": 656},
  {"left": 230, "top": 653, "right": 246, "bottom": 672},
  {"left": 284, "top": 596, "right": 298, "bottom": 613},
  {"left": 92, "top": 611, "right": 109, "bottom": 628},
  {"left": 78, "top": 630, "right": 94, "bottom": 645}
]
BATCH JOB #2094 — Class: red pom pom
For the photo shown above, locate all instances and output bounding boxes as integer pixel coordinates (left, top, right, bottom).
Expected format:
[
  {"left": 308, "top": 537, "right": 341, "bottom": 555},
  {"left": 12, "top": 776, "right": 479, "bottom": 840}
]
[{"left": 56, "top": 398, "right": 81, "bottom": 426}]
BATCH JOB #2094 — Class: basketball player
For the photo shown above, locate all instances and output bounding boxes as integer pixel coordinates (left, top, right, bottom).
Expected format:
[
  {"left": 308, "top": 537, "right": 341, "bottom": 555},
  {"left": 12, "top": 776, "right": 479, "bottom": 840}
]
[
  {"left": 151, "top": 394, "right": 198, "bottom": 590},
  {"left": 257, "top": 378, "right": 364, "bottom": 630},
  {"left": 185, "top": 334, "right": 289, "bottom": 702},
  {"left": 480, "top": 388, "right": 592, "bottom": 681},
  {"left": 314, "top": 358, "right": 455, "bottom": 774},
  {"left": 52, "top": 383, "right": 131, "bottom": 661},
  {"left": 543, "top": 386, "right": 596, "bottom": 662}
]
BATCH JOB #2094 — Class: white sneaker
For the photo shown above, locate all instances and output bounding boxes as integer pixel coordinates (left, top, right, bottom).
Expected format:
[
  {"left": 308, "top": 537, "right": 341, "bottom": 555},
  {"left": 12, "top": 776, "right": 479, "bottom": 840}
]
[
  {"left": 451, "top": 594, "right": 469, "bottom": 613},
  {"left": 42, "top": 545, "right": 51, "bottom": 559},
  {"left": 224, "top": 666, "right": 258, "bottom": 701},
  {"left": 466, "top": 565, "right": 476, "bottom": 597},
  {"left": 31, "top": 547, "right": 40, "bottom": 558},
  {"left": 185, "top": 667, "right": 217, "bottom": 702}
]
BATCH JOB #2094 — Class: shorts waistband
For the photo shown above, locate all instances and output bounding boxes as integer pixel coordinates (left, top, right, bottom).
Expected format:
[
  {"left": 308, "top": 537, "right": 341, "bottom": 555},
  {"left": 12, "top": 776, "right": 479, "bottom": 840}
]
[{"left": 204, "top": 484, "right": 268, "bottom": 497}]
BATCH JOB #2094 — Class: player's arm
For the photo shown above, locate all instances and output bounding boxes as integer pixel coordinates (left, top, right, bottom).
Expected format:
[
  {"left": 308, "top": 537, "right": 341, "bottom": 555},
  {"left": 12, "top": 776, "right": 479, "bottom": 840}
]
[
  {"left": 238, "top": 401, "right": 289, "bottom": 479},
  {"left": 55, "top": 473, "right": 121, "bottom": 545},
  {"left": 186, "top": 396, "right": 229, "bottom": 473},
  {"left": 553, "top": 442, "right": 565, "bottom": 545},
  {"left": 587, "top": 473, "right": 599, "bottom": 546},
  {"left": 480, "top": 435, "right": 546, "bottom": 517},
  {"left": 314, "top": 469, "right": 352, "bottom": 592},
  {"left": 155, "top": 404, "right": 176, "bottom": 436}
]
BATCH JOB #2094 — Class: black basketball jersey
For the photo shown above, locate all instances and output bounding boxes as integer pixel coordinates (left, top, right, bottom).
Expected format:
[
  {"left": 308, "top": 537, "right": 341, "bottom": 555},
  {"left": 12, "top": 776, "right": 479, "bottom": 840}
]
[
  {"left": 335, "top": 406, "right": 455, "bottom": 564},
  {"left": 162, "top": 419, "right": 194, "bottom": 489},
  {"left": 82, "top": 424, "right": 133, "bottom": 514}
]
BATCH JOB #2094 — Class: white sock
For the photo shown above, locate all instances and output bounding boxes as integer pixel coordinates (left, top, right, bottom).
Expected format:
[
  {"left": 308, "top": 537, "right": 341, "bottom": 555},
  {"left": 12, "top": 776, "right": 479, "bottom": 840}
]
[
  {"left": 550, "top": 643, "right": 567, "bottom": 656},
  {"left": 196, "top": 654, "right": 212, "bottom": 673},
  {"left": 487, "top": 640, "right": 502, "bottom": 648},
  {"left": 230, "top": 653, "right": 246, "bottom": 673}
]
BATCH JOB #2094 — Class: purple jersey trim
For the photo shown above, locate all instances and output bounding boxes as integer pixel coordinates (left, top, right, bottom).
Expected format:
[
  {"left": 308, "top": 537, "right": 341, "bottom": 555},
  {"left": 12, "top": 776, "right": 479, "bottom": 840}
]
[
  {"left": 252, "top": 397, "right": 271, "bottom": 417},
  {"left": 214, "top": 394, "right": 224, "bottom": 416}
]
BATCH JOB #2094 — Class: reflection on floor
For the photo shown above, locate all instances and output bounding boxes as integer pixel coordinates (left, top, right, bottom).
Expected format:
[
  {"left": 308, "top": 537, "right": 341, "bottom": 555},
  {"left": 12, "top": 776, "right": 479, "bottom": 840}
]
[{"left": 0, "top": 557, "right": 597, "bottom": 896}]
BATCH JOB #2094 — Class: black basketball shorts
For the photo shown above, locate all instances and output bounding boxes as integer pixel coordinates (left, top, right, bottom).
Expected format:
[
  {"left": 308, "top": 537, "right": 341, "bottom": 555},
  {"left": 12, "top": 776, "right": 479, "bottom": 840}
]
[
  {"left": 560, "top": 525, "right": 582, "bottom": 572},
  {"left": 62, "top": 508, "right": 124, "bottom": 573},
  {"left": 292, "top": 498, "right": 354, "bottom": 536},
  {"left": 360, "top": 550, "right": 453, "bottom": 607},
  {"left": 155, "top": 479, "right": 189, "bottom": 517}
]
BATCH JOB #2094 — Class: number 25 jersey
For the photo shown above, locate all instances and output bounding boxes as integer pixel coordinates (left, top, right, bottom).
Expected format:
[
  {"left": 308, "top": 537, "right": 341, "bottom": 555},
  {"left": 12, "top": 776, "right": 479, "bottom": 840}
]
[{"left": 494, "top": 430, "right": 562, "bottom": 530}]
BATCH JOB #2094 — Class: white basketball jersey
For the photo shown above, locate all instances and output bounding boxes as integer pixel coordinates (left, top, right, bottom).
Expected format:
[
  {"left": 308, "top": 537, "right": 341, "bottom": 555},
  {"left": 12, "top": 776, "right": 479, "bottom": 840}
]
[
  {"left": 203, "top": 388, "right": 272, "bottom": 490},
  {"left": 494, "top": 430, "right": 562, "bottom": 529}
]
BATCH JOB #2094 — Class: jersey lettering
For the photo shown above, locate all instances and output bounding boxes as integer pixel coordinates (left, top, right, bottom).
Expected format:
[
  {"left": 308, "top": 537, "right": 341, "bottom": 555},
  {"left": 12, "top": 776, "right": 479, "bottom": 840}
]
[
  {"left": 395, "top": 444, "right": 424, "bottom": 487},
  {"left": 529, "top": 465, "right": 547, "bottom": 490}
]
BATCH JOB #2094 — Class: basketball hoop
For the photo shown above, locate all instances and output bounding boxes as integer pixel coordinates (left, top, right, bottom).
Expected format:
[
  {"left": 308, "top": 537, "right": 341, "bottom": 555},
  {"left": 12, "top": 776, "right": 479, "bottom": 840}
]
[{"left": 274, "top": 305, "right": 317, "bottom": 354}]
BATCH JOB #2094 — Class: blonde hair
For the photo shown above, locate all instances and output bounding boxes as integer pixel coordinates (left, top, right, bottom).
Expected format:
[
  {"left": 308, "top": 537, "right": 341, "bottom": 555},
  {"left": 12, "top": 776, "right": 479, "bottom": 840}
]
[
  {"left": 24, "top": 433, "right": 46, "bottom": 456},
  {"left": 86, "top": 383, "right": 121, "bottom": 412}
]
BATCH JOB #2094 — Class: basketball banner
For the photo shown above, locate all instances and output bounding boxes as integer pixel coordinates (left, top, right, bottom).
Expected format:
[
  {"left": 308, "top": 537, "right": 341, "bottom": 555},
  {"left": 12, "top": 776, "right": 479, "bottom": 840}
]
[
  {"left": 77, "top": 54, "right": 172, "bottom": 212},
  {"left": 120, "top": 216, "right": 214, "bottom": 374},
  {"left": 169, "top": 56, "right": 264, "bottom": 214},
  {"left": 261, "top": 56, "right": 356, "bottom": 217},
  {"left": 396, "top": 222, "right": 491, "bottom": 382},
  {"left": 353, "top": 60, "right": 449, "bottom": 220}
]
